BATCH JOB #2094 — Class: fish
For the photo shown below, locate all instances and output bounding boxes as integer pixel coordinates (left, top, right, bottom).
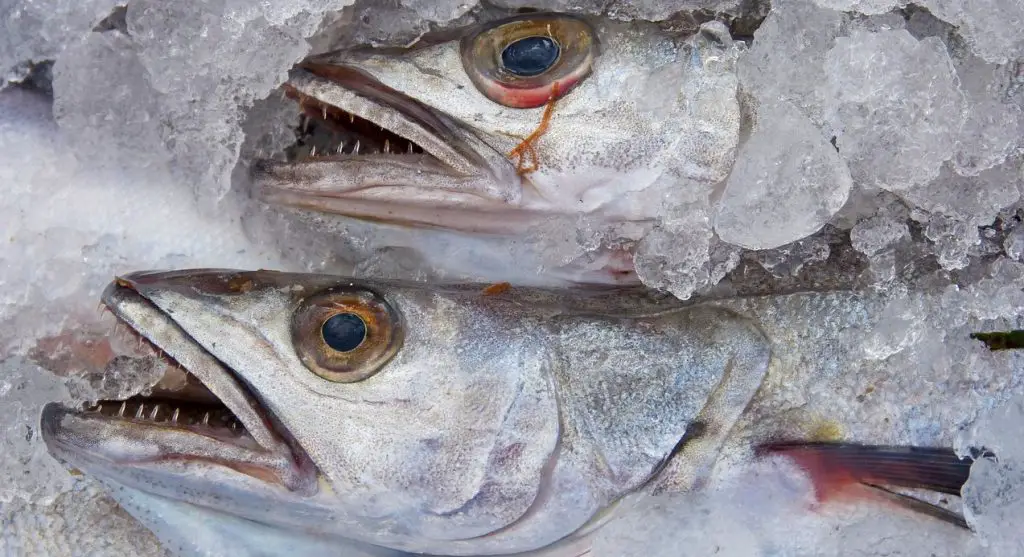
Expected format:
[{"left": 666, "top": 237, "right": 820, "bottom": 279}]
[
  {"left": 39, "top": 269, "right": 986, "bottom": 556},
  {"left": 250, "top": 13, "right": 743, "bottom": 285}
]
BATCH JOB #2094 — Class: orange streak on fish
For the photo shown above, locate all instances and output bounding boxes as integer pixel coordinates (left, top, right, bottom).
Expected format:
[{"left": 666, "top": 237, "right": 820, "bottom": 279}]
[
  {"left": 482, "top": 282, "right": 512, "bottom": 296},
  {"left": 508, "top": 82, "right": 561, "bottom": 176}
]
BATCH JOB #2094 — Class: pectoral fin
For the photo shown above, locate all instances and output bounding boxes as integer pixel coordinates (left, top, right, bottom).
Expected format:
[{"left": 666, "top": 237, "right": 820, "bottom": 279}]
[{"left": 757, "top": 442, "right": 990, "bottom": 529}]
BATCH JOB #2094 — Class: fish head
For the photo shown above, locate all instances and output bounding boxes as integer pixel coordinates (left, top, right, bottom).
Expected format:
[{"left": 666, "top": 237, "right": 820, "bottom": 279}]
[
  {"left": 41, "top": 269, "right": 771, "bottom": 555},
  {"left": 253, "top": 13, "right": 742, "bottom": 236}
]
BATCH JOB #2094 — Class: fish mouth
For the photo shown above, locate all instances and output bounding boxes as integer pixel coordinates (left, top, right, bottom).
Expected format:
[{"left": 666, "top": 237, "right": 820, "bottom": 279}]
[
  {"left": 40, "top": 276, "right": 317, "bottom": 495},
  {"left": 252, "top": 61, "right": 526, "bottom": 233}
]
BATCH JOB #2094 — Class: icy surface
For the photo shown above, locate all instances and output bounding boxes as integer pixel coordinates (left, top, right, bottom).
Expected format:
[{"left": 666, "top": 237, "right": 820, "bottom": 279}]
[{"left": 715, "top": 100, "right": 852, "bottom": 250}]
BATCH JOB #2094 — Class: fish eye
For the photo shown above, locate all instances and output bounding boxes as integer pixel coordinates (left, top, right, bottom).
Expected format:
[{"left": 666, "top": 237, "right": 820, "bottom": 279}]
[
  {"left": 321, "top": 312, "right": 367, "bottom": 352},
  {"left": 460, "top": 13, "right": 598, "bottom": 109},
  {"left": 292, "top": 288, "right": 403, "bottom": 383},
  {"left": 501, "top": 36, "right": 561, "bottom": 77}
]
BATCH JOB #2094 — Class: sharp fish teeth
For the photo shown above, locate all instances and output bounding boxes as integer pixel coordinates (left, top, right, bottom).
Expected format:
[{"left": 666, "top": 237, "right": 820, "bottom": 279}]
[
  {"left": 202, "top": 412, "right": 210, "bottom": 426},
  {"left": 349, "top": 113, "right": 354, "bottom": 124},
  {"left": 118, "top": 401, "right": 127, "bottom": 417},
  {"left": 171, "top": 408, "right": 180, "bottom": 424},
  {"left": 149, "top": 404, "right": 162, "bottom": 421},
  {"left": 354, "top": 140, "right": 360, "bottom": 154},
  {"left": 135, "top": 403, "right": 145, "bottom": 419},
  {"left": 384, "top": 139, "right": 390, "bottom": 153}
]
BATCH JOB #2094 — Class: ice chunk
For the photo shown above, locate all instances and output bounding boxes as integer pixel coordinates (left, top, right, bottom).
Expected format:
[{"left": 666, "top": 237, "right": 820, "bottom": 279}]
[
  {"left": 634, "top": 200, "right": 727, "bottom": 301},
  {"left": 737, "top": 0, "right": 844, "bottom": 125},
  {"left": 850, "top": 215, "right": 909, "bottom": 257},
  {"left": 52, "top": 30, "right": 170, "bottom": 174},
  {"left": 850, "top": 214, "right": 909, "bottom": 284},
  {"left": 751, "top": 235, "right": 831, "bottom": 278},
  {"left": 1005, "top": 227, "right": 1024, "bottom": 261},
  {"left": 108, "top": 0, "right": 358, "bottom": 207},
  {"left": 823, "top": 29, "right": 965, "bottom": 192},
  {"left": 399, "top": 0, "right": 475, "bottom": 22},
  {"left": 898, "top": 160, "right": 1022, "bottom": 227},
  {"left": 922, "top": 216, "right": 978, "bottom": 271},
  {"left": 0, "top": 358, "right": 75, "bottom": 504},
  {"left": 1, "top": 0, "right": 120, "bottom": 83},
  {"left": 958, "top": 396, "right": 1024, "bottom": 557},
  {"left": 809, "top": 0, "right": 905, "bottom": 15},
  {"left": 921, "top": 0, "right": 1024, "bottom": 64},
  {"left": 715, "top": 100, "right": 852, "bottom": 250},
  {"left": 951, "top": 56, "right": 1024, "bottom": 175}
]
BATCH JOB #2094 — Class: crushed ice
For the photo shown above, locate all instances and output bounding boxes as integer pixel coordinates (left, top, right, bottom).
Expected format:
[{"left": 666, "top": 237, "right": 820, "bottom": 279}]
[{"left": 1, "top": 0, "right": 1024, "bottom": 554}]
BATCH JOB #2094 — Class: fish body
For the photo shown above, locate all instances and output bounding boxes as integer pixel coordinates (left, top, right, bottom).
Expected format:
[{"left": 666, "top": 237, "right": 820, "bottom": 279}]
[
  {"left": 252, "top": 13, "right": 743, "bottom": 285},
  {"left": 41, "top": 269, "right": 772, "bottom": 556}
]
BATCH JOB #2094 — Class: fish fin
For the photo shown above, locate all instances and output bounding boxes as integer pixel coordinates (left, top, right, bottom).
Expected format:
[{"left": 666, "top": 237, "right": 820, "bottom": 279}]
[
  {"left": 861, "top": 483, "right": 970, "bottom": 530},
  {"left": 757, "top": 442, "right": 982, "bottom": 528},
  {"left": 756, "top": 442, "right": 974, "bottom": 498}
]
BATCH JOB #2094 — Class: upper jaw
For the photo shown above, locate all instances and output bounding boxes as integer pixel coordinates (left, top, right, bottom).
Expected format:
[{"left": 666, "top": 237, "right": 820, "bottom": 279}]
[
  {"left": 251, "top": 62, "right": 522, "bottom": 225},
  {"left": 40, "top": 274, "right": 317, "bottom": 495}
]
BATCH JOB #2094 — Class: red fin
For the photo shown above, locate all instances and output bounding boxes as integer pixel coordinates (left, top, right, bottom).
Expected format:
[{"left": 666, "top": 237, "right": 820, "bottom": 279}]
[{"left": 757, "top": 442, "right": 973, "bottom": 502}]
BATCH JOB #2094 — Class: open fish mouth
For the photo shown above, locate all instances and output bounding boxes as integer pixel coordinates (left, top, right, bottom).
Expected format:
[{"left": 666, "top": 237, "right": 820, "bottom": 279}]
[
  {"left": 252, "top": 61, "right": 526, "bottom": 233},
  {"left": 40, "top": 275, "right": 317, "bottom": 494}
]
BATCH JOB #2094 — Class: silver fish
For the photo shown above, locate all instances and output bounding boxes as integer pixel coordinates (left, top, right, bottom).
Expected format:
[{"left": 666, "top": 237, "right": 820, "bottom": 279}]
[
  {"left": 41, "top": 269, "right": 771, "bottom": 556},
  {"left": 251, "top": 13, "right": 743, "bottom": 285},
  {"left": 40, "top": 270, "right": 978, "bottom": 556}
]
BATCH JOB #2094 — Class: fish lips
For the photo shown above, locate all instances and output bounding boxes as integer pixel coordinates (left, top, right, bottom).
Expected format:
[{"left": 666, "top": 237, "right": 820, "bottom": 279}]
[{"left": 40, "top": 274, "right": 318, "bottom": 496}]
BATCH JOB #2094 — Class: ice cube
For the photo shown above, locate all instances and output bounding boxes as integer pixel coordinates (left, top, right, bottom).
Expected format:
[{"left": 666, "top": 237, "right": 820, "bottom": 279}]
[
  {"left": 823, "top": 29, "right": 965, "bottom": 193},
  {"left": 52, "top": 30, "right": 171, "bottom": 174},
  {"left": 899, "top": 160, "right": 1022, "bottom": 227},
  {"left": 921, "top": 0, "right": 1024, "bottom": 64},
  {"left": 850, "top": 215, "right": 909, "bottom": 257},
  {"left": 634, "top": 201, "right": 720, "bottom": 301},
  {"left": 951, "top": 56, "right": 1024, "bottom": 176},
  {"left": 714, "top": 100, "right": 852, "bottom": 250},
  {"left": 737, "top": 0, "right": 845, "bottom": 125}
]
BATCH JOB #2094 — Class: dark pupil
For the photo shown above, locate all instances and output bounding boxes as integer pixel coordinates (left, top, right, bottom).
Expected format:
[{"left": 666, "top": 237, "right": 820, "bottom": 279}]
[
  {"left": 321, "top": 313, "right": 367, "bottom": 352},
  {"left": 500, "top": 36, "right": 560, "bottom": 77}
]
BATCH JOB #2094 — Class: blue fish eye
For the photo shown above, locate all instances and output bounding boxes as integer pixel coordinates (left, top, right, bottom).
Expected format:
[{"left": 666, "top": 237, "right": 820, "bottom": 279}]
[
  {"left": 500, "top": 36, "right": 560, "bottom": 77},
  {"left": 321, "top": 312, "right": 367, "bottom": 352}
]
